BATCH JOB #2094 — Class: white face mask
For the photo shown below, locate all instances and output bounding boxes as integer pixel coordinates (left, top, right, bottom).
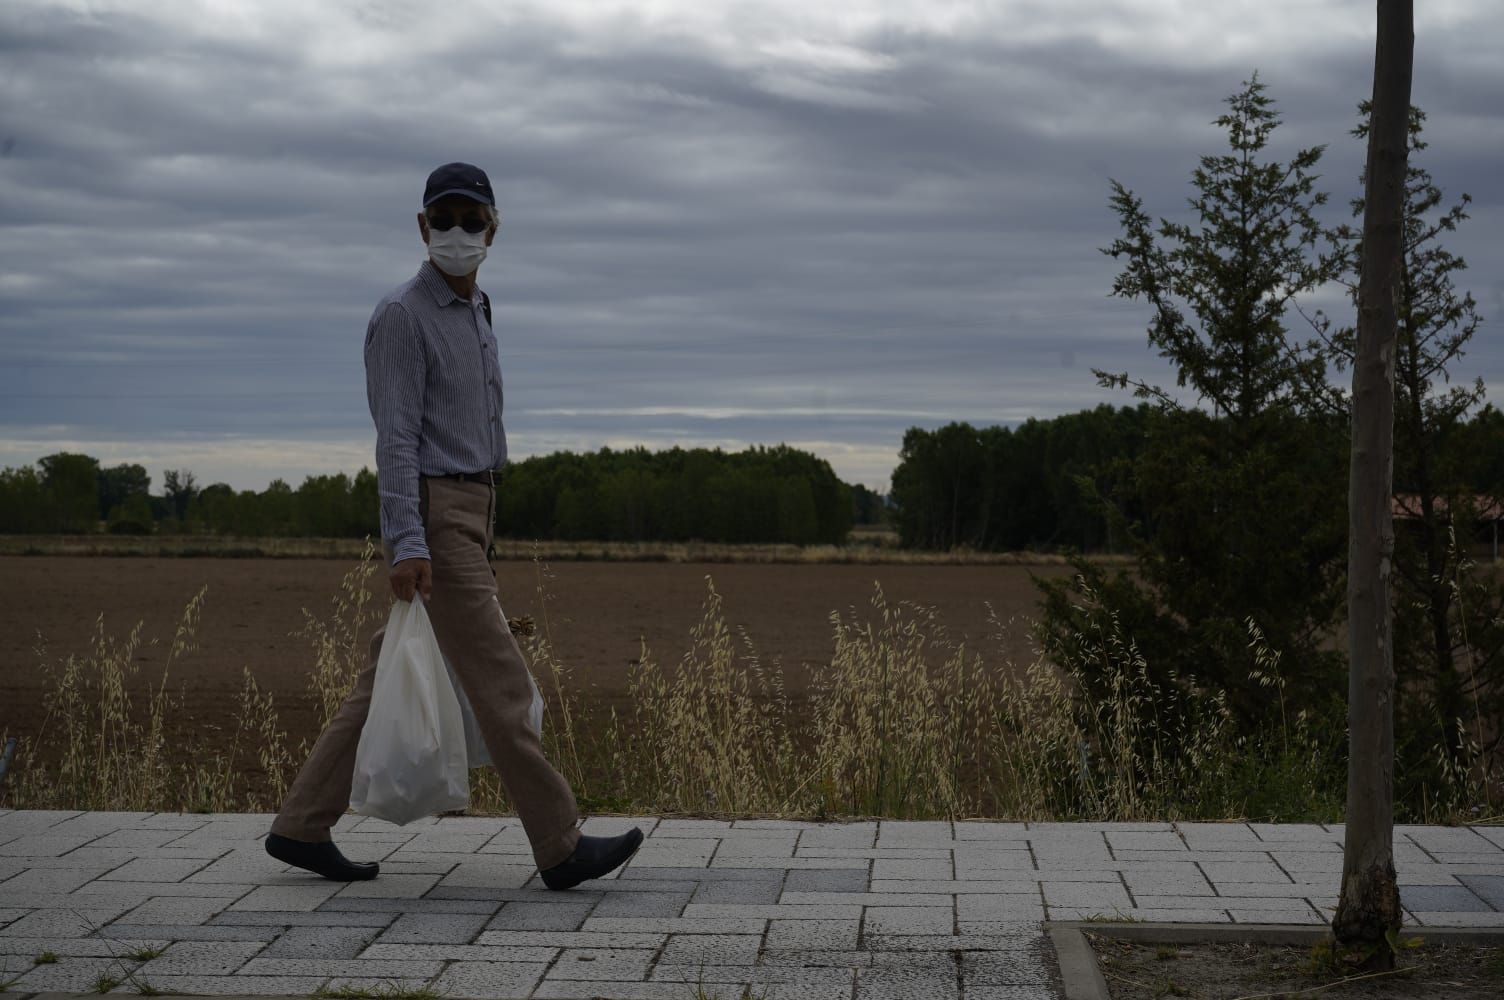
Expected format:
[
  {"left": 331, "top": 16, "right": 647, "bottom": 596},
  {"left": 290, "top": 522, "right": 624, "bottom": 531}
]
[{"left": 426, "top": 225, "right": 489, "bottom": 277}]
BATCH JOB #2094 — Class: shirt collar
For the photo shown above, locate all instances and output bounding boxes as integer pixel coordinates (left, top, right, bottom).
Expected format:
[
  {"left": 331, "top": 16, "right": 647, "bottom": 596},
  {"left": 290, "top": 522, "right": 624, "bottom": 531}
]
[{"left": 417, "top": 259, "right": 481, "bottom": 308}]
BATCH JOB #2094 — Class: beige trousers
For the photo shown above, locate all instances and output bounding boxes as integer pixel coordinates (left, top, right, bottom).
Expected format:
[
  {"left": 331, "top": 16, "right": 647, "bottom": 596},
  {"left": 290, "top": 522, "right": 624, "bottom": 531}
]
[{"left": 270, "top": 476, "right": 582, "bottom": 870}]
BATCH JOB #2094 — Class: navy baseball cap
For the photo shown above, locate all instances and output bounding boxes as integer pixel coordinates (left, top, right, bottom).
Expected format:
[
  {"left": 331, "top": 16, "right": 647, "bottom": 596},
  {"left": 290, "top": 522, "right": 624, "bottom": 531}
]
[{"left": 422, "top": 162, "right": 495, "bottom": 207}]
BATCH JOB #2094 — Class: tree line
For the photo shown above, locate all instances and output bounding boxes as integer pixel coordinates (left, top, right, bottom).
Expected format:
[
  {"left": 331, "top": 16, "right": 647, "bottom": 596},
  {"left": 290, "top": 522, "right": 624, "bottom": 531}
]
[
  {"left": 494, "top": 444, "right": 857, "bottom": 545},
  {"left": 890, "top": 403, "right": 1504, "bottom": 554},
  {"left": 0, "top": 444, "right": 876, "bottom": 547},
  {"left": 889, "top": 404, "right": 1151, "bottom": 552},
  {"left": 9, "top": 392, "right": 1502, "bottom": 554},
  {"left": 0, "top": 456, "right": 384, "bottom": 539}
]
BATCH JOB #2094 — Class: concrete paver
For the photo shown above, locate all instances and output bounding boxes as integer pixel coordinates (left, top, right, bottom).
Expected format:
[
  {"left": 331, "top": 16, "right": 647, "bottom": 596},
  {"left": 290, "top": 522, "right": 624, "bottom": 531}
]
[
  {"left": 545, "top": 947, "right": 653, "bottom": 981},
  {"left": 484, "top": 901, "right": 594, "bottom": 932},
  {"left": 766, "top": 916, "right": 860, "bottom": 950},
  {"left": 783, "top": 868, "right": 870, "bottom": 893},
  {"left": 6, "top": 954, "right": 143, "bottom": 993},
  {"left": 378, "top": 912, "right": 492, "bottom": 944},
  {"left": 0, "top": 811, "right": 1499, "bottom": 998},
  {"left": 689, "top": 878, "right": 783, "bottom": 904},
  {"left": 432, "top": 962, "right": 547, "bottom": 998},
  {"left": 657, "top": 932, "right": 762, "bottom": 965},
  {"left": 357, "top": 944, "right": 557, "bottom": 962},
  {"left": 260, "top": 925, "right": 380, "bottom": 958},
  {"left": 588, "top": 889, "right": 690, "bottom": 918},
  {"left": 138, "top": 940, "right": 269, "bottom": 975}
]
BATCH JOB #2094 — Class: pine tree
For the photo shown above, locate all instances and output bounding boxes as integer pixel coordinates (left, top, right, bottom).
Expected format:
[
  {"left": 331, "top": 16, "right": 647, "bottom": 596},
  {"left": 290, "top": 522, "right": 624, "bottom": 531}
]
[{"left": 1038, "top": 77, "right": 1349, "bottom": 725}]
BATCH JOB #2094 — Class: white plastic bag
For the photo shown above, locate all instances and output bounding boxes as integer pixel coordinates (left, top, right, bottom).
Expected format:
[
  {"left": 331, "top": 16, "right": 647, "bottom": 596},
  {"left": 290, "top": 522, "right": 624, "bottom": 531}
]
[
  {"left": 349, "top": 597, "right": 469, "bottom": 825},
  {"left": 443, "top": 595, "right": 546, "bottom": 768}
]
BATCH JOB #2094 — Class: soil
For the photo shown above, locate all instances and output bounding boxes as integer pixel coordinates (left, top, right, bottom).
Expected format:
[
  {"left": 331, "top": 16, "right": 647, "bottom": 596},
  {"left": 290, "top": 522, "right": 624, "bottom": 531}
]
[
  {"left": 0, "top": 555, "right": 1071, "bottom": 760},
  {"left": 1091, "top": 934, "right": 1504, "bottom": 999}
]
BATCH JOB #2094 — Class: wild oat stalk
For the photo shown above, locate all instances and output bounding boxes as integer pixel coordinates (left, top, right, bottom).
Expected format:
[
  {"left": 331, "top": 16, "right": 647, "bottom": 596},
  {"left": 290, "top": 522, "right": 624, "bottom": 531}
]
[
  {"left": 12, "top": 588, "right": 213, "bottom": 811},
  {"left": 616, "top": 580, "right": 793, "bottom": 814},
  {"left": 299, "top": 539, "right": 379, "bottom": 730},
  {"left": 12, "top": 572, "right": 302, "bottom": 813},
  {"left": 807, "top": 588, "right": 965, "bottom": 817},
  {"left": 241, "top": 666, "right": 293, "bottom": 810},
  {"left": 1436, "top": 525, "right": 1500, "bottom": 819}
]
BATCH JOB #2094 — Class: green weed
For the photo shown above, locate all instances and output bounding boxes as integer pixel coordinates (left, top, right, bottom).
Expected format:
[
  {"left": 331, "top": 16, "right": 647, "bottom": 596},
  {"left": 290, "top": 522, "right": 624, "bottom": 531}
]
[{"left": 686, "top": 970, "right": 766, "bottom": 1000}]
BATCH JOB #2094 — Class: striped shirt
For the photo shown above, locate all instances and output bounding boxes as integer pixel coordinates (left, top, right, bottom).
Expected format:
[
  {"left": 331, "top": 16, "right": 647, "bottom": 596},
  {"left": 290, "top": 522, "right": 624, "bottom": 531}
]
[{"left": 365, "top": 260, "right": 507, "bottom": 564}]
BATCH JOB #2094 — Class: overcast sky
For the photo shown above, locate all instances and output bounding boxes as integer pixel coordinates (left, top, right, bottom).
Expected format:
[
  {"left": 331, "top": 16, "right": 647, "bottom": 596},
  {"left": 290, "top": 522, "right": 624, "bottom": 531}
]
[{"left": 2, "top": 1, "right": 1500, "bottom": 493}]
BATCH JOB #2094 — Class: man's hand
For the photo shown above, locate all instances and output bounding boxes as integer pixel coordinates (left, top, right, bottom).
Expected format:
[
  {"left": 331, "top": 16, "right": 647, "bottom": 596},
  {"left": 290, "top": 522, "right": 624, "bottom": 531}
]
[{"left": 390, "top": 558, "right": 432, "bottom": 602}]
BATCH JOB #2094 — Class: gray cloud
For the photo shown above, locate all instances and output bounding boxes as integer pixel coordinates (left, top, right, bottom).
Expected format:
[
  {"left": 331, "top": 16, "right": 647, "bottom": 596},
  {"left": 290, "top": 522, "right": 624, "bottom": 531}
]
[{"left": 2, "top": 1, "right": 1500, "bottom": 492}]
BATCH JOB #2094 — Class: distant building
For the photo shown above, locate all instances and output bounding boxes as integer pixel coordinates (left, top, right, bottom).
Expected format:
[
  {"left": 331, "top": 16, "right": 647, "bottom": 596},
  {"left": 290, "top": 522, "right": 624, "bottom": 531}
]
[{"left": 1391, "top": 493, "right": 1504, "bottom": 561}]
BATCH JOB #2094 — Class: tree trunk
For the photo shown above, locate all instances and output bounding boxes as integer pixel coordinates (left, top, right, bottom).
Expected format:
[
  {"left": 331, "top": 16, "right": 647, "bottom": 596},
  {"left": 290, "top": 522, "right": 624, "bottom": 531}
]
[{"left": 1334, "top": 0, "right": 1414, "bottom": 966}]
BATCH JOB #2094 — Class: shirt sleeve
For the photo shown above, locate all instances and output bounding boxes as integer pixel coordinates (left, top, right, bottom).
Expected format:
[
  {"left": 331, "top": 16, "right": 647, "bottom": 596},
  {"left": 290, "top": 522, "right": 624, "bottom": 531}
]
[{"left": 365, "top": 302, "right": 429, "bottom": 565}]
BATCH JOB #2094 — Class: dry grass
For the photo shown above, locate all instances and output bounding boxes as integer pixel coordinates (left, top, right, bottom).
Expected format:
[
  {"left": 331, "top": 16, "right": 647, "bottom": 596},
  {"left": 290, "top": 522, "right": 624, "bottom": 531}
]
[
  {"left": 560, "top": 578, "right": 1360, "bottom": 822},
  {"left": 2, "top": 545, "right": 380, "bottom": 813},
  {"left": 0, "top": 532, "right": 1125, "bottom": 566},
  {"left": 3, "top": 553, "right": 1494, "bottom": 824}
]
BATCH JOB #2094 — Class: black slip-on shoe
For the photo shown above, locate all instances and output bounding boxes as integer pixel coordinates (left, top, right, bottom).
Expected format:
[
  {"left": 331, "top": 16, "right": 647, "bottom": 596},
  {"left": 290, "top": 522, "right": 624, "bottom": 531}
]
[
  {"left": 540, "top": 828, "right": 644, "bottom": 891},
  {"left": 265, "top": 833, "right": 379, "bottom": 882}
]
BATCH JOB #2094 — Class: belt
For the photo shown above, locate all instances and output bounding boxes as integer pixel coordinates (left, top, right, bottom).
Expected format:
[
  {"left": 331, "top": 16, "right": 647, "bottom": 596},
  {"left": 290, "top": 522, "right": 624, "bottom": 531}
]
[{"left": 434, "top": 470, "right": 497, "bottom": 486}]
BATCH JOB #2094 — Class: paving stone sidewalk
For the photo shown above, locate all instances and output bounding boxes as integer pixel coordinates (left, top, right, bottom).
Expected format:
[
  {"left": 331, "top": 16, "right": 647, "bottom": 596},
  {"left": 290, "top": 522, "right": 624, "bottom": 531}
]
[{"left": 2, "top": 811, "right": 1502, "bottom": 999}]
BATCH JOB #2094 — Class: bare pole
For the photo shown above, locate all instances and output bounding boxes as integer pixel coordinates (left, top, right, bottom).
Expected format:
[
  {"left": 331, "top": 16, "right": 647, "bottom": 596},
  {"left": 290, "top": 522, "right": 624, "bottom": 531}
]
[{"left": 1333, "top": 0, "right": 1414, "bottom": 967}]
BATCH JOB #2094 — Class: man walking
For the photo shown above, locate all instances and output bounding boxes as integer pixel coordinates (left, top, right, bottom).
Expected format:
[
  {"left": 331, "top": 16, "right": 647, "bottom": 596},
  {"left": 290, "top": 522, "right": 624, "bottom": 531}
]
[{"left": 266, "top": 162, "right": 642, "bottom": 890}]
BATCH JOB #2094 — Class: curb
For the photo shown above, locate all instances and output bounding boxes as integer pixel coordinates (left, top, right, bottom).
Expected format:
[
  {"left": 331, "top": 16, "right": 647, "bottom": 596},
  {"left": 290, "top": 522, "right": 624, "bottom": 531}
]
[
  {"left": 1046, "top": 922, "right": 1504, "bottom": 1000},
  {"left": 1048, "top": 923, "right": 1111, "bottom": 1000}
]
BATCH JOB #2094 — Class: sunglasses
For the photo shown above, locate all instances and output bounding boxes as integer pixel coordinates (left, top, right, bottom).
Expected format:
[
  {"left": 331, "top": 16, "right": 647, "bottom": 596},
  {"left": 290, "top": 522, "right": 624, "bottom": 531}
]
[{"left": 427, "top": 212, "right": 492, "bottom": 234}]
